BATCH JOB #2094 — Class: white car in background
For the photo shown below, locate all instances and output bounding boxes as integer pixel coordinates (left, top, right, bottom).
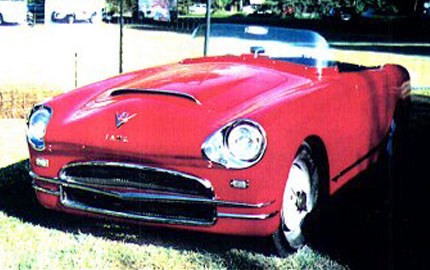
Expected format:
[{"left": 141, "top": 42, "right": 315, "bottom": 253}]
[
  {"left": 46, "top": 0, "right": 103, "bottom": 24},
  {"left": 0, "top": 0, "right": 28, "bottom": 25},
  {"left": 189, "top": 3, "right": 206, "bottom": 15}
]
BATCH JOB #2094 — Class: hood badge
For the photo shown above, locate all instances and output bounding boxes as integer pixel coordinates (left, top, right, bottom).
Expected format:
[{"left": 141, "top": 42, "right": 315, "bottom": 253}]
[{"left": 116, "top": 112, "right": 137, "bottom": 128}]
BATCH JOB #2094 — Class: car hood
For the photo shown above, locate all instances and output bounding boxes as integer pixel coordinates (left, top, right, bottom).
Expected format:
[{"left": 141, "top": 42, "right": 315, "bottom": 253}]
[
  {"left": 44, "top": 59, "right": 311, "bottom": 161},
  {"left": 104, "top": 61, "right": 308, "bottom": 110}
]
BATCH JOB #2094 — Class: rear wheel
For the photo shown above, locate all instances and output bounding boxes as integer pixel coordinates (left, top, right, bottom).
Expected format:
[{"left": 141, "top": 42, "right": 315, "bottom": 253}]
[
  {"left": 0, "top": 14, "right": 4, "bottom": 25},
  {"left": 386, "top": 100, "right": 409, "bottom": 163},
  {"left": 89, "top": 12, "right": 96, "bottom": 23},
  {"left": 380, "top": 100, "right": 410, "bottom": 181},
  {"left": 273, "top": 143, "right": 320, "bottom": 255}
]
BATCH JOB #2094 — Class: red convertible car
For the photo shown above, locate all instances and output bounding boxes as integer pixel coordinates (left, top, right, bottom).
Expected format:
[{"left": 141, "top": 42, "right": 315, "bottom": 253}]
[{"left": 27, "top": 24, "right": 410, "bottom": 254}]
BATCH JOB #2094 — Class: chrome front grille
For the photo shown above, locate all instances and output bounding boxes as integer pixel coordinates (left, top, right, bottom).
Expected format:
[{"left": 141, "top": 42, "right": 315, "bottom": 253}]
[
  {"left": 57, "top": 162, "right": 217, "bottom": 225},
  {"left": 60, "top": 162, "right": 214, "bottom": 199},
  {"left": 61, "top": 186, "right": 217, "bottom": 224}
]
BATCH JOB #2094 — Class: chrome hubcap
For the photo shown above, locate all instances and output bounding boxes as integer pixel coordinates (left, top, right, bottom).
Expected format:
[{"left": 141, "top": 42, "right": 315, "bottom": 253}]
[
  {"left": 282, "top": 162, "right": 315, "bottom": 247},
  {"left": 295, "top": 190, "right": 308, "bottom": 213}
]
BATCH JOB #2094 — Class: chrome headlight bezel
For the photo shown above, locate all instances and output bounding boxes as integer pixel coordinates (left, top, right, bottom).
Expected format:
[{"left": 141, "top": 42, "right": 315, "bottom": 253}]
[
  {"left": 27, "top": 105, "right": 52, "bottom": 151},
  {"left": 201, "top": 119, "right": 267, "bottom": 169}
]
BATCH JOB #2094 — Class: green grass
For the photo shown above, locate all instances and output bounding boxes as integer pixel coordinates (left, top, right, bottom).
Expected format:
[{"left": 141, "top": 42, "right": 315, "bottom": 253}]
[
  {"left": 0, "top": 212, "right": 213, "bottom": 270},
  {"left": 0, "top": 210, "right": 347, "bottom": 270},
  {"left": 332, "top": 49, "right": 430, "bottom": 88},
  {"left": 413, "top": 90, "right": 430, "bottom": 96}
]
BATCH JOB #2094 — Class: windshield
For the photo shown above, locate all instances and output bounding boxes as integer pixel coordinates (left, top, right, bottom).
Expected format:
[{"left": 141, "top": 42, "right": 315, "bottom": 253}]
[{"left": 192, "top": 24, "right": 334, "bottom": 70}]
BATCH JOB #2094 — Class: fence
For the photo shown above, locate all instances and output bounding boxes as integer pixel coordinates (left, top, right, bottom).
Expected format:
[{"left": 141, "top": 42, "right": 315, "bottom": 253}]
[{"left": 129, "top": 18, "right": 204, "bottom": 33}]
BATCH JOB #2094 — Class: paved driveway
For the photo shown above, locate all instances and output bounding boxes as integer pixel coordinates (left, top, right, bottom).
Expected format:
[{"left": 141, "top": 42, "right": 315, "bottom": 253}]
[{"left": 0, "top": 24, "right": 193, "bottom": 91}]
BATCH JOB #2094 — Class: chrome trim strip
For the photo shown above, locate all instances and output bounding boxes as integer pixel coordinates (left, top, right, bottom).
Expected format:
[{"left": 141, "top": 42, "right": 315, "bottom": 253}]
[
  {"left": 64, "top": 182, "right": 274, "bottom": 208},
  {"left": 60, "top": 194, "right": 276, "bottom": 224},
  {"left": 59, "top": 187, "right": 215, "bottom": 226},
  {"left": 30, "top": 171, "right": 274, "bottom": 209},
  {"left": 332, "top": 142, "right": 381, "bottom": 182},
  {"left": 217, "top": 211, "right": 278, "bottom": 220},
  {"left": 31, "top": 181, "right": 61, "bottom": 196},
  {"left": 110, "top": 88, "right": 202, "bottom": 105},
  {"left": 59, "top": 161, "right": 214, "bottom": 194},
  {"left": 30, "top": 171, "right": 62, "bottom": 184}
]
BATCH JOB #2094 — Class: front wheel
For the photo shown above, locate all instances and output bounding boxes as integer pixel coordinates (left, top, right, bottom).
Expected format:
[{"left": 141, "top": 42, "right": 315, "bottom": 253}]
[
  {"left": 51, "top": 12, "right": 57, "bottom": 22},
  {"left": 273, "top": 143, "right": 320, "bottom": 255},
  {"left": 67, "top": 15, "right": 75, "bottom": 24}
]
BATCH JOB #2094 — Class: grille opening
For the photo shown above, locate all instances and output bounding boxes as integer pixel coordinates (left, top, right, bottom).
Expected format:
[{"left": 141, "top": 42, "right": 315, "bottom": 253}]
[
  {"left": 61, "top": 164, "right": 214, "bottom": 199},
  {"left": 63, "top": 187, "right": 217, "bottom": 224}
]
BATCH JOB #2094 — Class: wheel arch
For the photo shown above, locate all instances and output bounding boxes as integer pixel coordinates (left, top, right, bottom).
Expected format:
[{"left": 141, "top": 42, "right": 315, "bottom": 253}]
[
  {"left": 303, "top": 135, "right": 330, "bottom": 194},
  {"left": 277, "top": 134, "right": 330, "bottom": 209}
]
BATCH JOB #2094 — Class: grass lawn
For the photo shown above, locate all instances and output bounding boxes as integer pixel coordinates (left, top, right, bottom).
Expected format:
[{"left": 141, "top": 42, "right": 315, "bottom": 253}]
[
  {"left": 332, "top": 49, "right": 430, "bottom": 88},
  {"left": 0, "top": 208, "right": 346, "bottom": 270}
]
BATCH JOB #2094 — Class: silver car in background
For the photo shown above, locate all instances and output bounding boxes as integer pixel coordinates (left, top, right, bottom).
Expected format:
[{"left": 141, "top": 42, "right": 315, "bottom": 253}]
[{"left": 0, "top": 0, "right": 27, "bottom": 25}]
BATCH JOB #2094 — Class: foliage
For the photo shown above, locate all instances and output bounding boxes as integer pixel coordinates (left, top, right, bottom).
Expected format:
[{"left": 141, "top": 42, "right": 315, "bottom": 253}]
[
  {"left": 213, "top": 0, "right": 234, "bottom": 11},
  {"left": 106, "top": 0, "right": 138, "bottom": 13},
  {"left": 355, "top": 0, "right": 399, "bottom": 13},
  {"left": 275, "top": 0, "right": 399, "bottom": 16},
  {"left": 25, "top": 0, "right": 405, "bottom": 16}
]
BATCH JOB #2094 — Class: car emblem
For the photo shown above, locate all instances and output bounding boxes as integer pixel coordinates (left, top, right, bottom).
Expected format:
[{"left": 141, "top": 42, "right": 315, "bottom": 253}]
[{"left": 116, "top": 112, "right": 136, "bottom": 128}]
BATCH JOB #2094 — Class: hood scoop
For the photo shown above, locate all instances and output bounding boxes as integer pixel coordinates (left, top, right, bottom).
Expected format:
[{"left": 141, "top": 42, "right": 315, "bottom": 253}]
[{"left": 110, "top": 88, "right": 202, "bottom": 105}]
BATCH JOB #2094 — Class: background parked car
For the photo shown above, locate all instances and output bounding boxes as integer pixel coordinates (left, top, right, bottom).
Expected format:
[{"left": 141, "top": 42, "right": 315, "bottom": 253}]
[
  {"left": 188, "top": 3, "right": 206, "bottom": 15},
  {"left": 242, "top": 4, "right": 257, "bottom": 14},
  {"left": 0, "top": 0, "right": 28, "bottom": 25},
  {"left": 45, "top": 0, "right": 103, "bottom": 24}
]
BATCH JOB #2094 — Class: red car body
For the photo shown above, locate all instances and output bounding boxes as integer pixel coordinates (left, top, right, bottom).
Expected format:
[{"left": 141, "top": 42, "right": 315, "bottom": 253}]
[{"left": 28, "top": 48, "right": 410, "bottom": 238}]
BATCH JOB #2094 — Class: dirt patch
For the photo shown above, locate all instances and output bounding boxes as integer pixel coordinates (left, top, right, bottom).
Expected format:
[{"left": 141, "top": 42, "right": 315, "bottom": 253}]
[{"left": 0, "top": 88, "right": 62, "bottom": 119}]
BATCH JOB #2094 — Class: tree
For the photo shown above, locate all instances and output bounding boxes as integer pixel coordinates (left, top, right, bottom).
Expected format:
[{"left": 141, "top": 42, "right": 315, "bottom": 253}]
[
  {"left": 213, "top": 0, "right": 234, "bottom": 11},
  {"left": 106, "top": 0, "right": 138, "bottom": 13}
]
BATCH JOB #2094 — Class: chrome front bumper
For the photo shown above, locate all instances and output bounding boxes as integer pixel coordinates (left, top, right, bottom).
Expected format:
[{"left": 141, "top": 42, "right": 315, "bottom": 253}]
[{"left": 31, "top": 171, "right": 277, "bottom": 226}]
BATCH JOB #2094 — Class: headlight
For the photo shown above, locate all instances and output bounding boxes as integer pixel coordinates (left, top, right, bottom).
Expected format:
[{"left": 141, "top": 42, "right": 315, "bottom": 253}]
[
  {"left": 27, "top": 106, "right": 52, "bottom": 151},
  {"left": 202, "top": 119, "right": 266, "bottom": 169}
]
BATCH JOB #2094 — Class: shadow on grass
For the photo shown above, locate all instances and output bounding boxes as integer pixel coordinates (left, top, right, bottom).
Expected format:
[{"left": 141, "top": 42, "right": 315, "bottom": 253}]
[
  {"left": 308, "top": 95, "right": 429, "bottom": 270},
  {"left": 0, "top": 95, "right": 428, "bottom": 269}
]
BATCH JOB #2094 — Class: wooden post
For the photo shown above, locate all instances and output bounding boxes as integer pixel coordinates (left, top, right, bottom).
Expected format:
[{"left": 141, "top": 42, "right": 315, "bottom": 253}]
[
  {"left": 74, "top": 52, "right": 78, "bottom": 88},
  {"left": 119, "top": 0, "right": 124, "bottom": 74},
  {"left": 203, "top": 0, "right": 211, "bottom": 56}
]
